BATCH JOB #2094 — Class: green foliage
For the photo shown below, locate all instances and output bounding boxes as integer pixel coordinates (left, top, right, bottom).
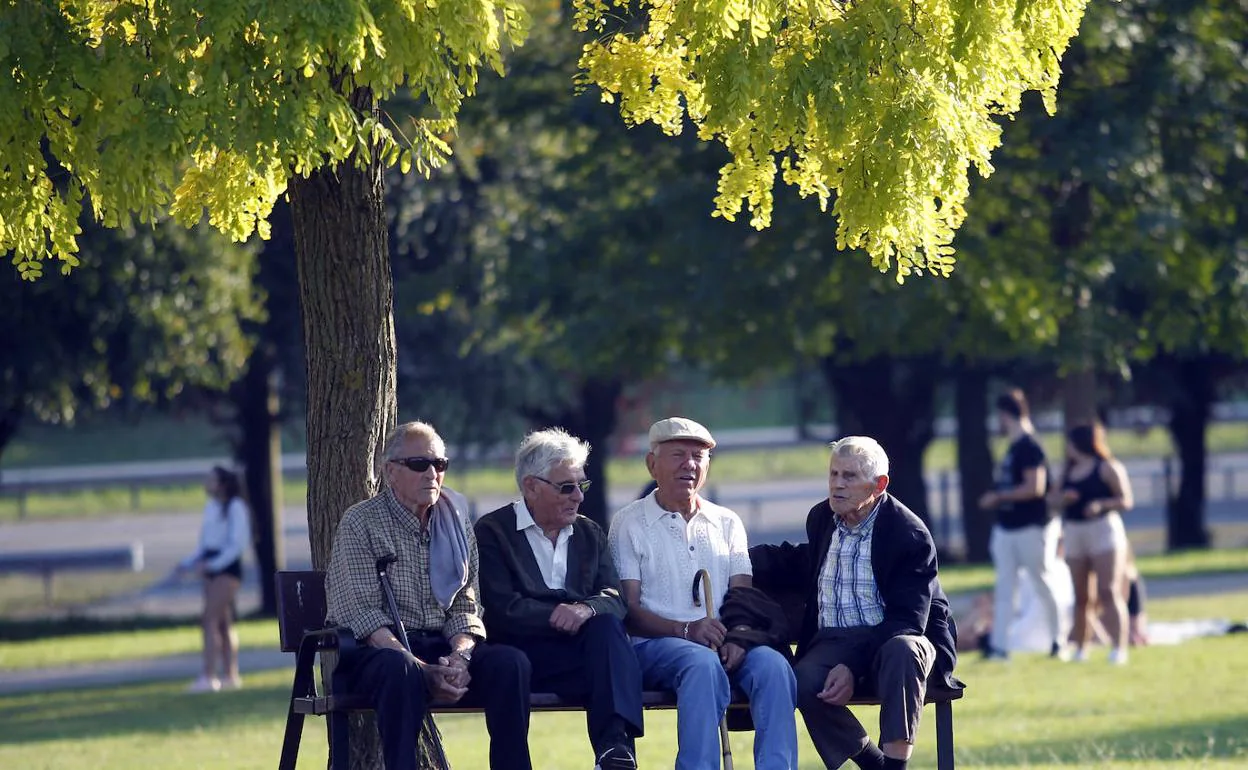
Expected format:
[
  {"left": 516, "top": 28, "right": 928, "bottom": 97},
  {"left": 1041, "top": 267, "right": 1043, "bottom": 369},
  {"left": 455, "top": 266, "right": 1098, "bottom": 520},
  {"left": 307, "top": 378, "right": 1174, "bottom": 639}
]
[
  {"left": 574, "top": 0, "right": 1091, "bottom": 278},
  {"left": 0, "top": 215, "right": 260, "bottom": 438},
  {"left": 0, "top": 0, "right": 528, "bottom": 277}
]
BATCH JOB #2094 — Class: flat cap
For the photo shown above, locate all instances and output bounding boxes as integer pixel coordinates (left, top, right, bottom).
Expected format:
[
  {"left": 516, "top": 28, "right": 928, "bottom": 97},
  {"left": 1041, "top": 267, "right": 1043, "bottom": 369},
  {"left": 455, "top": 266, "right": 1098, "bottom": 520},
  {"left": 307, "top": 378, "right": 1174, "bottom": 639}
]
[{"left": 648, "top": 417, "right": 716, "bottom": 449}]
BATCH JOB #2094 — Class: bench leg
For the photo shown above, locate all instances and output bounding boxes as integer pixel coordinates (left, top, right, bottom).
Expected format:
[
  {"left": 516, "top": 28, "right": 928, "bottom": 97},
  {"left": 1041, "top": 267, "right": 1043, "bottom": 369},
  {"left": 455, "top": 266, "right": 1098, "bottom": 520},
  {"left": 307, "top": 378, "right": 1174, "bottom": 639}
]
[
  {"left": 278, "top": 638, "right": 319, "bottom": 770},
  {"left": 935, "top": 700, "right": 956, "bottom": 770},
  {"left": 328, "top": 712, "right": 351, "bottom": 770}
]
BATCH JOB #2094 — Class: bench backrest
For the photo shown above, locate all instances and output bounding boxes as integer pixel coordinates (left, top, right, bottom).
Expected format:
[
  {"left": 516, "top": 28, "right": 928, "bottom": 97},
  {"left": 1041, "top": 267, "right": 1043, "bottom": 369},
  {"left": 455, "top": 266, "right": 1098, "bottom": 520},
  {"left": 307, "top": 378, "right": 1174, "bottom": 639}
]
[{"left": 276, "top": 570, "right": 329, "bottom": 653}]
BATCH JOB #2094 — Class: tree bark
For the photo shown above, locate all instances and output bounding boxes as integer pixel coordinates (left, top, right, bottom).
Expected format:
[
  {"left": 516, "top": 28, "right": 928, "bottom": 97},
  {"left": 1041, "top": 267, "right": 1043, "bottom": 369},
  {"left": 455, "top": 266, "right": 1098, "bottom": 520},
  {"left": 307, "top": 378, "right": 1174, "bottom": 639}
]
[
  {"left": 290, "top": 87, "right": 447, "bottom": 770},
  {"left": 1165, "top": 356, "right": 1212, "bottom": 550},
  {"left": 955, "top": 366, "right": 994, "bottom": 563},
  {"left": 820, "top": 355, "right": 939, "bottom": 527}
]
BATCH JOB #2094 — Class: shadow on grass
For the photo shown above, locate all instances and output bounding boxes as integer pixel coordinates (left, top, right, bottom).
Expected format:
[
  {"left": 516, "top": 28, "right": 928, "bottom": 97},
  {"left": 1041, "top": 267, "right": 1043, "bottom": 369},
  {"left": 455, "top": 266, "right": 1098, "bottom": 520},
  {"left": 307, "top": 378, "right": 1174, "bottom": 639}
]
[
  {"left": 959, "top": 714, "right": 1248, "bottom": 766},
  {"left": 0, "top": 678, "right": 295, "bottom": 745}
]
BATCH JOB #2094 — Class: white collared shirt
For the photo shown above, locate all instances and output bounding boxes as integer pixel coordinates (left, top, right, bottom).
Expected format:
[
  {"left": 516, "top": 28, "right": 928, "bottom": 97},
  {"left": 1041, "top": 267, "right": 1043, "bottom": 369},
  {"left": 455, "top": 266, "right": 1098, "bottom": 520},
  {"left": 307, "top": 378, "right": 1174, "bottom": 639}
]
[
  {"left": 514, "top": 500, "right": 575, "bottom": 590},
  {"left": 608, "top": 491, "right": 752, "bottom": 624}
]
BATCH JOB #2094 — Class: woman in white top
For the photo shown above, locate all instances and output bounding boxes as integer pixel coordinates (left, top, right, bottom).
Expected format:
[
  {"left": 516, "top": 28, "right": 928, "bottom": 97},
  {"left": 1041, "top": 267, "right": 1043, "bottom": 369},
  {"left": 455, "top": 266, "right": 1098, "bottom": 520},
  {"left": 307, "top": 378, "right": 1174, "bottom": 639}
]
[{"left": 179, "top": 466, "right": 251, "bottom": 692}]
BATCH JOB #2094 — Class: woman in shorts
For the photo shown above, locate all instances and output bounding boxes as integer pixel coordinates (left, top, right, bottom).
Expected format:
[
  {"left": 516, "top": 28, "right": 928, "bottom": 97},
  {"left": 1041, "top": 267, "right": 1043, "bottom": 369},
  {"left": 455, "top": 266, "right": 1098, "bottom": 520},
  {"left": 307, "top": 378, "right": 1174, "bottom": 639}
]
[
  {"left": 179, "top": 465, "right": 252, "bottom": 691},
  {"left": 1051, "top": 423, "right": 1134, "bottom": 664}
]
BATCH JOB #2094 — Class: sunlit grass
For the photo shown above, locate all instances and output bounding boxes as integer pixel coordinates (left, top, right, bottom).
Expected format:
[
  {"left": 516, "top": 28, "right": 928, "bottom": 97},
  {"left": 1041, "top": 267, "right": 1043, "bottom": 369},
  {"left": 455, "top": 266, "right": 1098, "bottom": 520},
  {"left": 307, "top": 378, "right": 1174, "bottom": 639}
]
[{"left": 2, "top": 594, "right": 1247, "bottom": 769}]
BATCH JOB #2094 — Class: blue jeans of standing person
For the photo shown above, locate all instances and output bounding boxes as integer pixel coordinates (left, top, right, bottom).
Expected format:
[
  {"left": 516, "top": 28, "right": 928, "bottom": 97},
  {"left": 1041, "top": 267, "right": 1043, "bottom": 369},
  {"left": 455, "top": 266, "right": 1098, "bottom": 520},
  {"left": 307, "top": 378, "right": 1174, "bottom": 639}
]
[{"left": 634, "top": 637, "right": 798, "bottom": 770}]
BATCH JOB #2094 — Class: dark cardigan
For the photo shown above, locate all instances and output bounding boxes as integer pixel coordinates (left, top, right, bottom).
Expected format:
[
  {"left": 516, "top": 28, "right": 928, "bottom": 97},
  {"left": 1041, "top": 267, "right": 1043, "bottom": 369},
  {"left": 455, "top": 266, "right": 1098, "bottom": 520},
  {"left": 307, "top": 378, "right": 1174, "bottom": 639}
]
[
  {"left": 750, "top": 493, "right": 961, "bottom": 691},
  {"left": 474, "top": 503, "right": 627, "bottom": 643}
]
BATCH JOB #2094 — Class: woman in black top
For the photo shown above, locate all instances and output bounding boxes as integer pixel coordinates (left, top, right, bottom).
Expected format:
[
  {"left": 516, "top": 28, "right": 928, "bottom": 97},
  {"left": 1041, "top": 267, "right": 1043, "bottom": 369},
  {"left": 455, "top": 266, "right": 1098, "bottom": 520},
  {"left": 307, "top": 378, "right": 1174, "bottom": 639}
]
[{"left": 1050, "top": 424, "right": 1134, "bottom": 663}]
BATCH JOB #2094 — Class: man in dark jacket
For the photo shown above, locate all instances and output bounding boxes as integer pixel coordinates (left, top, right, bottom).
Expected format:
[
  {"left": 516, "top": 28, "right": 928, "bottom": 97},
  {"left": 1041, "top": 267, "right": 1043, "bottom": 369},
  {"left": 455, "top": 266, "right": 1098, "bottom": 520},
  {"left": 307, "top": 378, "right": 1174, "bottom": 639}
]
[
  {"left": 751, "top": 436, "right": 961, "bottom": 770},
  {"left": 475, "top": 428, "right": 643, "bottom": 770}
]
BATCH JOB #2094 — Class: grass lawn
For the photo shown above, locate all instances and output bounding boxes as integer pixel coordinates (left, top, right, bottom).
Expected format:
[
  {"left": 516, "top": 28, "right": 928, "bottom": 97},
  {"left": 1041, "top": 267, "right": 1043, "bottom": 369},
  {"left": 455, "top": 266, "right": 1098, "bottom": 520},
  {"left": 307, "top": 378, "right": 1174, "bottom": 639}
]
[
  {"left": 936, "top": 546, "right": 1248, "bottom": 597},
  {"left": 5, "top": 423, "right": 1248, "bottom": 522},
  {"left": 0, "top": 617, "right": 279, "bottom": 671},
  {"left": 1, "top": 593, "right": 1246, "bottom": 769}
]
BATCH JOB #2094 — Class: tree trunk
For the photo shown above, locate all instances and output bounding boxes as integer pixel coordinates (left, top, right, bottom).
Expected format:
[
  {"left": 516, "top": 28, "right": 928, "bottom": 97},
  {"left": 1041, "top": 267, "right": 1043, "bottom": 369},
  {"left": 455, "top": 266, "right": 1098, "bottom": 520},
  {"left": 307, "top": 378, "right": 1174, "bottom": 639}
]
[
  {"left": 290, "top": 87, "right": 446, "bottom": 770},
  {"left": 1062, "top": 366, "right": 1099, "bottom": 429},
  {"left": 525, "top": 378, "right": 622, "bottom": 528},
  {"left": 1165, "top": 357, "right": 1212, "bottom": 550},
  {"left": 0, "top": 399, "right": 21, "bottom": 473},
  {"left": 233, "top": 349, "right": 285, "bottom": 616},
  {"left": 820, "top": 356, "right": 938, "bottom": 527},
  {"left": 955, "top": 366, "right": 994, "bottom": 563}
]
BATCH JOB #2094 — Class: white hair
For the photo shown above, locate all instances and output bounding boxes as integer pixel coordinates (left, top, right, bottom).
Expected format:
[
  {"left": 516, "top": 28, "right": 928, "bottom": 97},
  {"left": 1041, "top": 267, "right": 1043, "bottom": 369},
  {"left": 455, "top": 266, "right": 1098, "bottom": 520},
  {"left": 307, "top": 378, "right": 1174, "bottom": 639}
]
[
  {"left": 828, "top": 436, "right": 890, "bottom": 479},
  {"left": 378, "top": 421, "right": 445, "bottom": 473},
  {"left": 515, "top": 428, "right": 591, "bottom": 488}
]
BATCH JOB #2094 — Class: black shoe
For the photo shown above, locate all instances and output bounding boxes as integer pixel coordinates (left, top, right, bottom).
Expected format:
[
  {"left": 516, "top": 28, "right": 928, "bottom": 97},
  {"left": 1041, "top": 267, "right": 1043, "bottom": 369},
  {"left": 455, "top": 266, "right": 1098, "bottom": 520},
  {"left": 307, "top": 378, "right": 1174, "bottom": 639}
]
[{"left": 594, "top": 745, "right": 637, "bottom": 770}]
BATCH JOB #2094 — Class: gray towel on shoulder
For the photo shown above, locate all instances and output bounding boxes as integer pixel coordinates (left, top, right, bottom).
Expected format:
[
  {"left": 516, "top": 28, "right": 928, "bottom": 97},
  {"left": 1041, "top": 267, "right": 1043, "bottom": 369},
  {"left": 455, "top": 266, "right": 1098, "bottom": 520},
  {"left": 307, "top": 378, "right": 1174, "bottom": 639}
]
[{"left": 428, "top": 494, "right": 470, "bottom": 610}]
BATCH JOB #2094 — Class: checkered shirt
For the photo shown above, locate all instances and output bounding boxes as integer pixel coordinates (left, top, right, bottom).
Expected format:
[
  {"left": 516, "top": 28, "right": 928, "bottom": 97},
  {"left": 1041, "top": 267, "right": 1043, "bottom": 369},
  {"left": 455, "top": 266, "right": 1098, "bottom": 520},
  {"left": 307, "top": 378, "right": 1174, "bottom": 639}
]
[
  {"left": 816, "top": 499, "right": 885, "bottom": 629},
  {"left": 325, "top": 487, "right": 486, "bottom": 641}
]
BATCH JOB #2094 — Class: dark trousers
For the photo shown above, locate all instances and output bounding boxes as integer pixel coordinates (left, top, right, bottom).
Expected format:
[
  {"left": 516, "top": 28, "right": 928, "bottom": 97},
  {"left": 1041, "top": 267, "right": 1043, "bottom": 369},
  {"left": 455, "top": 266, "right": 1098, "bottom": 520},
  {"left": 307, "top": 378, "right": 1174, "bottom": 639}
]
[
  {"left": 794, "top": 627, "right": 935, "bottom": 768},
  {"left": 336, "top": 634, "right": 533, "bottom": 770},
  {"left": 508, "top": 613, "right": 644, "bottom": 755}
]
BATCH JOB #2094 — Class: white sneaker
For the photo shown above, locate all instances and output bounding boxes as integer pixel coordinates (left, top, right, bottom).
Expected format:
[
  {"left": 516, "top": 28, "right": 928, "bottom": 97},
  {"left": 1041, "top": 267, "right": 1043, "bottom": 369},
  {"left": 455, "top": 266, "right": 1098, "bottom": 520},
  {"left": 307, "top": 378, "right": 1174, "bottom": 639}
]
[
  {"left": 220, "top": 675, "right": 244, "bottom": 690},
  {"left": 187, "top": 675, "right": 221, "bottom": 693},
  {"left": 1072, "top": 647, "right": 1089, "bottom": 662},
  {"left": 1108, "top": 647, "right": 1129, "bottom": 665}
]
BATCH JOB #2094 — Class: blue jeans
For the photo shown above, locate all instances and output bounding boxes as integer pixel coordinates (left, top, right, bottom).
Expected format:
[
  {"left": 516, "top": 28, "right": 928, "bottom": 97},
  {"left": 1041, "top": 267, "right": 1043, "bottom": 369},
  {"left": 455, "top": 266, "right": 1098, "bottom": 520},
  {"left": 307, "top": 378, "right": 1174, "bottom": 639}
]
[{"left": 634, "top": 637, "right": 798, "bottom": 770}]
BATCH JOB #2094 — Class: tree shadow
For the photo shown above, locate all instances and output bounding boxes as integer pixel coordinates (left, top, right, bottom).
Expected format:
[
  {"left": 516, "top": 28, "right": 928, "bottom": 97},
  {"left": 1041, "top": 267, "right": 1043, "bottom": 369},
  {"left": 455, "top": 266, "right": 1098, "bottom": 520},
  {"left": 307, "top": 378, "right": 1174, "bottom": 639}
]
[
  {"left": 0, "top": 678, "right": 295, "bottom": 745},
  {"left": 957, "top": 714, "right": 1248, "bottom": 766}
]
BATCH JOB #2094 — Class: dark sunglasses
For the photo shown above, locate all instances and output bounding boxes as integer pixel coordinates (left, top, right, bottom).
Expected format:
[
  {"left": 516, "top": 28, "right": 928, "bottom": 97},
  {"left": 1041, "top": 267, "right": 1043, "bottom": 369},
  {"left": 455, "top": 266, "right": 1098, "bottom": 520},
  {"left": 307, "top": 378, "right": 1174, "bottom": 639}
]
[
  {"left": 391, "top": 456, "right": 450, "bottom": 473},
  {"left": 535, "top": 477, "right": 592, "bottom": 496}
]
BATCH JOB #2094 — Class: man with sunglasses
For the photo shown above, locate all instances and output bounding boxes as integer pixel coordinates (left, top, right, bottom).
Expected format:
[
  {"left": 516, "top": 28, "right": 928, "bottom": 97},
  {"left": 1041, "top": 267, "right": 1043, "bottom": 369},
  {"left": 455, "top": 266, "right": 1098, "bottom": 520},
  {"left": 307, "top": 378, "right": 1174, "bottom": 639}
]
[
  {"left": 475, "top": 428, "right": 644, "bottom": 770},
  {"left": 325, "top": 421, "right": 533, "bottom": 770},
  {"left": 609, "top": 417, "right": 799, "bottom": 770}
]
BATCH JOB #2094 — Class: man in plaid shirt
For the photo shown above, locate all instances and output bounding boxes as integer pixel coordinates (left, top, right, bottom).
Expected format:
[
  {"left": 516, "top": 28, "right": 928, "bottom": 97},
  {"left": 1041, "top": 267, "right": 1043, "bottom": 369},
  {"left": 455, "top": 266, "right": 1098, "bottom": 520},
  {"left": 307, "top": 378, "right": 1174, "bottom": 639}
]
[
  {"left": 750, "top": 437, "right": 961, "bottom": 770},
  {"left": 326, "top": 421, "right": 532, "bottom": 770}
]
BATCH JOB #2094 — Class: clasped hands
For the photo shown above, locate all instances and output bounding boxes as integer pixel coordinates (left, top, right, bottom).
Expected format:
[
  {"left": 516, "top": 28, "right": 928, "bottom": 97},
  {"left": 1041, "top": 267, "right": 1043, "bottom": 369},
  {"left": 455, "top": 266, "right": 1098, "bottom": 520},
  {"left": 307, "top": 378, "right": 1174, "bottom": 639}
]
[
  {"left": 414, "top": 651, "right": 471, "bottom": 705},
  {"left": 685, "top": 617, "right": 746, "bottom": 672}
]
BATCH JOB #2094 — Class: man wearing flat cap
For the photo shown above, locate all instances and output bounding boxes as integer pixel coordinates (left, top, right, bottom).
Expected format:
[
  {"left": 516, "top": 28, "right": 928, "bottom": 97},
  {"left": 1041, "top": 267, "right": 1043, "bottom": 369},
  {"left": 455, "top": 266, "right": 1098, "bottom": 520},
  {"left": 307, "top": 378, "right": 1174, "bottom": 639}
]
[{"left": 609, "top": 418, "right": 798, "bottom": 770}]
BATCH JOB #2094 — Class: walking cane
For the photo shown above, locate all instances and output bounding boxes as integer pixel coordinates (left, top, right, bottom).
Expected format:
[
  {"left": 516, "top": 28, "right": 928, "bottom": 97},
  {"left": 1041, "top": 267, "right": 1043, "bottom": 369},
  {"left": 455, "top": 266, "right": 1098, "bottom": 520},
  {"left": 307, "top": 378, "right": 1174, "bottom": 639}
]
[
  {"left": 692, "top": 568, "right": 734, "bottom": 770},
  {"left": 376, "top": 556, "right": 450, "bottom": 770}
]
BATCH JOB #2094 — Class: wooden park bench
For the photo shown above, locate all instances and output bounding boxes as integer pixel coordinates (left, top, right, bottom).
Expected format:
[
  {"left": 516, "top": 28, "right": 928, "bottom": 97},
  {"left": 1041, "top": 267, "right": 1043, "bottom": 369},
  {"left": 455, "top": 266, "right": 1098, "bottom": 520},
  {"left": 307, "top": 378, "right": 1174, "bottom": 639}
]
[
  {"left": 276, "top": 570, "right": 963, "bottom": 770},
  {"left": 0, "top": 543, "right": 144, "bottom": 605}
]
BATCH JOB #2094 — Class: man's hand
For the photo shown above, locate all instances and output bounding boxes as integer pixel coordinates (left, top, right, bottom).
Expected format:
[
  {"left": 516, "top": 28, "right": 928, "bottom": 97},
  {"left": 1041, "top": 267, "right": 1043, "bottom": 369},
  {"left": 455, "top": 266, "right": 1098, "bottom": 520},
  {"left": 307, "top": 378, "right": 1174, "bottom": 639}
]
[
  {"left": 817, "top": 664, "right": 855, "bottom": 706},
  {"left": 443, "top": 652, "right": 472, "bottom": 688},
  {"left": 686, "top": 617, "right": 727, "bottom": 649},
  {"left": 420, "top": 658, "right": 469, "bottom": 704},
  {"left": 549, "top": 603, "right": 594, "bottom": 634},
  {"left": 719, "top": 641, "right": 746, "bottom": 672},
  {"left": 977, "top": 491, "right": 999, "bottom": 510}
]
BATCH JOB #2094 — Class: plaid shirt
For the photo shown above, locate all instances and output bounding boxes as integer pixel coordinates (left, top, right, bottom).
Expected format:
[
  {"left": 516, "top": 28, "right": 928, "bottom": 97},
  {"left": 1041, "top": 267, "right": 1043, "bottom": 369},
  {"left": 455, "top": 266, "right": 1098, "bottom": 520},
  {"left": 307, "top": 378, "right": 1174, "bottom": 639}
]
[
  {"left": 325, "top": 487, "right": 486, "bottom": 641},
  {"left": 816, "top": 499, "right": 885, "bottom": 629}
]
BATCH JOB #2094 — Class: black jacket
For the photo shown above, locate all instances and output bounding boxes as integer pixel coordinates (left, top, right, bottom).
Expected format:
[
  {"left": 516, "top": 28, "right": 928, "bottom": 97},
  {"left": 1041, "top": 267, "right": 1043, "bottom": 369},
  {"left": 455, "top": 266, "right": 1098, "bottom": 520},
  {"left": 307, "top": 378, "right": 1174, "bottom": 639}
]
[
  {"left": 750, "top": 493, "right": 962, "bottom": 690},
  {"left": 474, "top": 503, "right": 626, "bottom": 643}
]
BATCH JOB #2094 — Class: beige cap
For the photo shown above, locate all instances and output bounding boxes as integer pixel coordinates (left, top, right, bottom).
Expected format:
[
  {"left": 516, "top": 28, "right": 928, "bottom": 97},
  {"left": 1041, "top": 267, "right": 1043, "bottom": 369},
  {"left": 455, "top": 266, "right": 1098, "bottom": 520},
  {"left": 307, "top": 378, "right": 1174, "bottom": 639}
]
[{"left": 648, "top": 417, "right": 716, "bottom": 449}]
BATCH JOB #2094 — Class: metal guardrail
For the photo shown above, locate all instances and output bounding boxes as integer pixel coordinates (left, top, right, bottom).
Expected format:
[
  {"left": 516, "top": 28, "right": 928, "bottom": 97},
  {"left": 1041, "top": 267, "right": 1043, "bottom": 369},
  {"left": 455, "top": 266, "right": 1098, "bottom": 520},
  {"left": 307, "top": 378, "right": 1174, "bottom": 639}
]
[{"left": 0, "top": 543, "right": 144, "bottom": 604}]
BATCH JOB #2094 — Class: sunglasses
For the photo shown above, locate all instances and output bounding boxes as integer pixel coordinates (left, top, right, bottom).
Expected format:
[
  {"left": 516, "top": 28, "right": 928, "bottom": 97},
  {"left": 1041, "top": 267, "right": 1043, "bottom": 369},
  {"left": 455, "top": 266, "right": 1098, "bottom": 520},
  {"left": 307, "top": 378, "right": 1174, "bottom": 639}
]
[
  {"left": 535, "top": 477, "right": 592, "bottom": 496},
  {"left": 391, "top": 456, "right": 450, "bottom": 473}
]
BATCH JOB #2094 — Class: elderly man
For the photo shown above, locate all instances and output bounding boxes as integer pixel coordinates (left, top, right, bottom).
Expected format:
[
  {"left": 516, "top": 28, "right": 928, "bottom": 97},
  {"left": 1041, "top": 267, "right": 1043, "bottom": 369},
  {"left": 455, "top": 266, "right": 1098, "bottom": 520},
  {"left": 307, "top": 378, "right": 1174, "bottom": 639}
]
[
  {"left": 325, "top": 421, "right": 532, "bottom": 770},
  {"left": 752, "top": 437, "right": 961, "bottom": 770},
  {"left": 609, "top": 417, "right": 798, "bottom": 770},
  {"left": 475, "top": 428, "right": 644, "bottom": 770}
]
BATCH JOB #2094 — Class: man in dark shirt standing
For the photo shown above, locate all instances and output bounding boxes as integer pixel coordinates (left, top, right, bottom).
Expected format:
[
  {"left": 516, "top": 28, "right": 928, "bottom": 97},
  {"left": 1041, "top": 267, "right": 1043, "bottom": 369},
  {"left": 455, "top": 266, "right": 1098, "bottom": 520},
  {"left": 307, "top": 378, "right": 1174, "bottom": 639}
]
[{"left": 977, "top": 389, "right": 1066, "bottom": 660}]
